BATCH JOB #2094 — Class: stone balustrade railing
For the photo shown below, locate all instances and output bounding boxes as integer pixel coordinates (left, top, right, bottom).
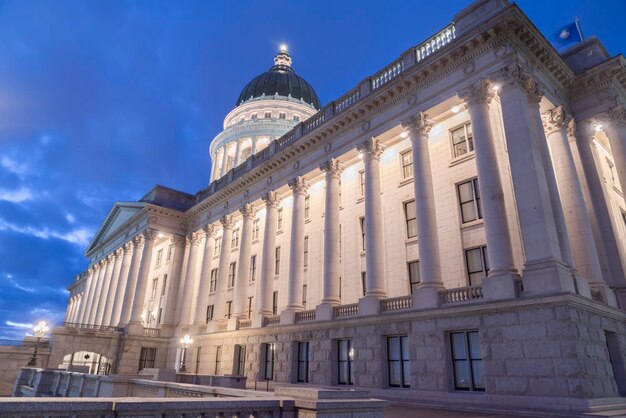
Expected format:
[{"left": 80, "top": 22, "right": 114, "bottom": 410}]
[
  {"left": 64, "top": 322, "right": 120, "bottom": 332},
  {"left": 439, "top": 285, "right": 484, "bottom": 305},
  {"left": 335, "top": 87, "right": 361, "bottom": 113},
  {"left": 371, "top": 60, "right": 404, "bottom": 90},
  {"left": 415, "top": 23, "right": 456, "bottom": 63},
  {"left": 294, "top": 309, "right": 316, "bottom": 322},
  {"left": 380, "top": 295, "right": 413, "bottom": 313},
  {"left": 239, "top": 319, "right": 252, "bottom": 329},
  {"left": 142, "top": 327, "right": 160, "bottom": 337},
  {"left": 333, "top": 303, "right": 359, "bottom": 318},
  {"left": 263, "top": 315, "right": 281, "bottom": 327}
]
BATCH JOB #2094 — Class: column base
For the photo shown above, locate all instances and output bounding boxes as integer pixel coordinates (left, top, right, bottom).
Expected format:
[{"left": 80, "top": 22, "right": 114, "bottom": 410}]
[
  {"left": 482, "top": 270, "right": 519, "bottom": 301},
  {"left": 573, "top": 274, "right": 592, "bottom": 299},
  {"left": 280, "top": 309, "right": 299, "bottom": 325},
  {"left": 252, "top": 313, "right": 270, "bottom": 328},
  {"left": 412, "top": 284, "right": 443, "bottom": 309},
  {"left": 125, "top": 321, "right": 143, "bottom": 336},
  {"left": 358, "top": 296, "right": 381, "bottom": 316},
  {"left": 315, "top": 303, "right": 338, "bottom": 321},
  {"left": 226, "top": 318, "right": 239, "bottom": 331},
  {"left": 521, "top": 260, "right": 576, "bottom": 296}
]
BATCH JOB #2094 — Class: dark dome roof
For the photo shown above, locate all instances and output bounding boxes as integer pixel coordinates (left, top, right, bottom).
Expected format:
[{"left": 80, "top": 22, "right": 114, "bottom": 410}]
[{"left": 236, "top": 51, "right": 321, "bottom": 110}]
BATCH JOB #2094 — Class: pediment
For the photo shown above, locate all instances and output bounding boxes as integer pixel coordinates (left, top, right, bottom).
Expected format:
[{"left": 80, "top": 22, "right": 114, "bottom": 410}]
[{"left": 85, "top": 202, "right": 146, "bottom": 255}]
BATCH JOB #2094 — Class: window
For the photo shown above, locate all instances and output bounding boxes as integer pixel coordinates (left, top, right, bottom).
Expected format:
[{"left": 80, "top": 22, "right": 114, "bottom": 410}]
[
  {"left": 457, "top": 178, "right": 482, "bottom": 223},
  {"left": 275, "top": 246, "right": 281, "bottom": 275},
  {"left": 337, "top": 339, "right": 354, "bottom": 385},
  {"left": 251, "top": 113, "right": 257, "bottom": 120},
  {"left": 293, "top": 114, "right": 300, "bottom": 122},
  {"left": 214, "top": 236, "right": 222, "bottom": 256},
  {"left": 138, "top": 347, "right": 156, "bottom": 371},
  {"left": 228, "top": 262, "right": 236, "bottom": 287},
  {"left": 232, "top": 228, "right": 240, "bottom": 248},
  {"left": 161, "top": 274, "right": 168, "bottom": 296},
  {"left": 279, "top": 112, "right": 286, "bottom": 120},
  {"left": 297, "top": 342, "right": 310, "bottom": 383},
  {"left": 235, "top": 345, "right": 246, "bottom": 376},
  {"left": 302, "top": 284, "right": 307, "bottom": 310},
  {"left": 226, "top": 301, "right": 232, "bottom": 319},
  {"left": 210, "top": 268, "right": 218, "bottom": 292},
  {"left": 195, "top": 347, "right": 202, "bottom": 374},
  {"left": 263, "top": 343, "right": 275, "bottom": 380},
  {"left": 250, "top": 255, "right": 257, "bottom": 282},
  {"left": 215, "top": 346, "right": 222, "bottom": 375},
  {"left": 166, "top": 245, "right": 173, "bottom": 261},
  {"left": 408, "top": 261, "right": 420, "bottom": 294},
  {"left": 339, "top": 277, "right": 342, "bottom": 300},
  {"left": 304, "top": 236, "right": 309, "bottom": 268},
  {"left": 252, "top": 218, "right": 260, "bottom": 240},
  {"left": 361, "top": 272, "right": 367, "bottom": 296},
  {"left": 358, "top": 170, "right": 365, "bottom": 197},
  {"left": 360, "top": 217, "right": 366, "bottom": 251},
  {"left": 155, "top": 249, "right": 163, "bottom": 268},
  {"left": 450, "top": 331, "right": 484, "bottom": 391},
  {"left": 465, "top": 246, "right": 489, "bottom": 286},
  {"left": 451, "top": 123, "right": 474, "bottom": 158},
  {"left": 264, "top": 111, "right": 272, "bottom": 119},
  {"left": 387, "top": 335, "right": 410, "bottom": 388},
  {"left": 404, "top": 200, "right": 417, "bottom": 239},
  {"left": 157, "top": 307, "right": 163, "bottom": 324},
  {"left": 401, "top": 150, "right": 413, "bottom": 179},
  {"left": 607, "top": 158, "right": 618, "bottom": 186},
  {"left": 246, "top": 296, "right": 253, "bottom": 319},
  {"left": 206, "top": 304, "right": 214, "bottom": 323},
  {"left": 277, "top": 209, "right": 283, "bottom": 231},
  {"left": 272, "top": 291, "right": 278, "bottom": 315},
  {"left": 151, "top": 278, "right": 158, "bottom": 299},
  {"left": 304, "top": 196, "right": 310, "bottom": 219}
]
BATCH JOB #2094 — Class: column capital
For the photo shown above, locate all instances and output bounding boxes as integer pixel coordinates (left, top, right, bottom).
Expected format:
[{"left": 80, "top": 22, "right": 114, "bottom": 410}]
[
  {"left": 542, "top": 105, "right": 572, "bottom": 136},
  {"left": 357, "top": 137, "right": 386, "bottom": 160},
  {"left": 493, "top": 63, "right": 543, "bottom": 104},
  {"left": 186, "top": 231, "right": 203, "bottom": 246},
  {"left": 239, "top": 203, "right": 258, "bottom": 219},
  {"left": 142, "top": 228, "right": 158, "bottom": 242},
  {"left": 170, "top": 235, "right": 186, "bottom": 247},
  {"left": 288, "top": 176, "right": 310, "bottom": 195},
  {"left": 567, "top": 118, "right": 577, "bottom": 138},
  {"left": 220, "top": 214, "right": 236, "bottom": 230},
  {"left": 320, "top": 158, "right": 345, "bottom": 179},
  {"left": 114, "top": 247, "right": 124, "bottom": 258},
  {"left": 202, "top": 224, "right": 218, "bottom": 238},
  {"left": 88, "top": 266, "right": 96, "bottom": 274},
  {"left": 123, "top": 241, "right": 133, "bottom": 252},
  {"left": 457, "top": 79, "right": 494, "bottom": 106},
  {"left": 401, "top": 112, "right": 434, "bottom": 136},
  {"left": 132, "top": 234, "right": 145, "bottom": 250},
  {"left": 608, "top": 103, "right": 626, "bottom": 126},
  {"left": 262, "top": 191, "right": 282, "bottom": 209}
]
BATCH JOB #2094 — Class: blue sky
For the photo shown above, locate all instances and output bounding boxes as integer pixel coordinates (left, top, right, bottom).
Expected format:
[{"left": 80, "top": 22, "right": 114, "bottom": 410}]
[{"left": 0, "top": 0, "right": 624, "bottom": 339}]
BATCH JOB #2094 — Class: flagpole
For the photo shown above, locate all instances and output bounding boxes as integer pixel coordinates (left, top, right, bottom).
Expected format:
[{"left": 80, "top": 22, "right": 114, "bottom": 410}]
[{"left": 575, "top": 17, "right": 585, "bottom": 41}]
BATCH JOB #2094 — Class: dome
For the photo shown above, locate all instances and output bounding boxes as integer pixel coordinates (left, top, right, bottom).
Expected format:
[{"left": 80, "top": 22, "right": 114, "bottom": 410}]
[{"left": 236, "top": 49, "right": 321, "bottom": 110}]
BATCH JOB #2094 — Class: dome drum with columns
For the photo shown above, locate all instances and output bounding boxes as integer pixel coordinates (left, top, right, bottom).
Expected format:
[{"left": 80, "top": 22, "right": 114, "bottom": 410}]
[{"left": 53, "top": 1, "right": 626, "bottom": 412}]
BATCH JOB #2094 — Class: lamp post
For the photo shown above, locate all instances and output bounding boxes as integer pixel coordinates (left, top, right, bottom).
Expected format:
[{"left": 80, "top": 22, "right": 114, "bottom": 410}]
[
  {"left": 179, "top": 334, "right": 193, "bottom": 372},
  {"left": 28, "top": 321, "right": 49, "bottom": 367}
]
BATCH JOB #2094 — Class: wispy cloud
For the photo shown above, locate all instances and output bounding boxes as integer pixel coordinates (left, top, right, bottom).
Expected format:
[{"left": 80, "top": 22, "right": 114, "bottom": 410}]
[
  {"left": 0, "top": 187, "right": 35, "bottom": 203},
  {"left": 0, "top": 155, "right": 30, "bottom": 178},
  {"left": 0, "top": 218, "right": 93, "bottom": 246},
  {"left": 65, "top": 212, "right": 76, "bottom": 224},
  {"left": 6, "top": 320, "right": 33, "bottom": 329}
]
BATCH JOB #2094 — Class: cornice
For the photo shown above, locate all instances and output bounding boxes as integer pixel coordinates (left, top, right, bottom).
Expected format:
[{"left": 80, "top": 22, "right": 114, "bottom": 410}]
[{"left": 569, "top": 56, "right": 626, "bottom": 100}]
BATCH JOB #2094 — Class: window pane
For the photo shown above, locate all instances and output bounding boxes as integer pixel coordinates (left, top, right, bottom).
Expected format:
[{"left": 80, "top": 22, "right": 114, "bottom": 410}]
[
  {"left": 407, "top": 219, "right": 417, "bottom": 238},
  {"left": 389, "top": 361, "right": 401, "bottom": 386},
  {"left": 468, "top": 332, "right": 481, "bottom": 359},
  {"left": 469, "top": 272, "right": 483, "bottom": 286},
  {"left": 454, "top": 361, "right": 470, "bottom": 389},
  {"left": 458, "top": 182, "right": 473, "bottom": 203},
  {"left": 402, "top": 360, "right": 411, "bottom": 387},
  {"left": 388, "top": 337, "right": 400, "bottom": 360},
  {"left": 461, "top": 202, "right": 477, "bottom": 222},
  {"left": 451, "top": 333, "right": 467, "bottom": 360},
  {"left": 471, "top": 360, "right": 485, "bottom": 390},
  {"left": 466, "top": 249, "right": 483, "bottom": 273},
  {"left": 401, "top": 336, "right": 409, "bottom": 360}
]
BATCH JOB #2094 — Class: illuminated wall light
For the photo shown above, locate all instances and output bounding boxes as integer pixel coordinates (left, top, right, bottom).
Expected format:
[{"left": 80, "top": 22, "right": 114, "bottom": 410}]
[
  {"left": 358, "top": 152, "right": 364, "bottom": 160},
  {"left": 451, "top": 105, "right": 460, "bottom": 114},
  {"left": 158, "top": 233, "right": 164, "bottom": 238},
  {"left": 400, "top": 131, "right": 409, "bottom": 139},
  {"left": 595, "top": 124, "right": 604, "bottom": 132},
  {"left": 491, "top": 84, "right": 501, "bottom": 92}
]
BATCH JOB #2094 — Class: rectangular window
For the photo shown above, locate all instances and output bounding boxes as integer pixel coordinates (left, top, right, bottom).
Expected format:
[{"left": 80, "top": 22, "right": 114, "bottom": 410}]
[
  {"left": 277, "top": 209, "right": 283, "bottom": 231},
  {"left": 161, "top": 274, "right": 168, "bottom": 296},
  {"left": 293, "top": 114, "right": 300, "bottom": 122},
  {"left": 214, "top": 236, "right": 222, "bottom": 256},
  {"left": 252, "top": 218, "right": 260, "bottom": 240},
  {"left": 225, "top": 301, "right": 232, "bottom": 319},
  {"left": 232, "top": 228, "right": 240, "bottom": 248},
  {"left": 361, "top": 272, "right": 367, "bottom": 296},
  {"left": 359, "top": 217, "right": 366, "bottom": 251},
  {"left": 457, "top": 178, "right": 482, "bottom": 223},
  {"left": 272, "top": 291, "right": 278, "bottom": 315},
  {"left": 195, "top": 347, "right": 202, "bottom": 374},
  {"left": 401, "top": 150, "right": 414, "bottom": 179},
  {"left": 264, "top": 111, "right": 272, "bottom": 119},
  {"left": 304, "top": 196, "right": 310, "bottom": 219},
  {"left": 304, "top": 236, "right": 309, "bottom": 268},
  {"left": 210, "top": 268, "right": 218, "bottom": 292},
  {"left": 451, "top": 123, "right": 474, "bottom": 158},
  {"left": 246, "top": 296, "right": 253, "bottom": 319},
  {"left": 228, "top": 262, "right": 236, "bottom": 287},
  {"left": 251, "top": 113, "right": 257, "bottom": 120},
  {"left": 337, "top": 339, "right": 354, "bottom": 385},
  {"left": 302, "top": 284, "right": 307, "bottom": 310},
  {"left": 157, "top": 307, "right": 163, "bottom": 324},
  {"left": 339, "top": 277, "right": 342, "bottom": 301},
  {"left": 279, "top": 112, "right": 286, "bottom": 120},
  {"left": 155, "top": 249, "right": 163, "bottom": 268},
  {"left": 151, "top": 278, "right": 158, "bottom": 299},
  {"left": 235, "top": 345, "right": 246, "bottom": 376},
  {"left": 358, "top": 170, "right": 365, "bottom": 197},
  {"left": 206, "top": 304, "right": 214, "bottom": 323},
  {"left": 250, "top": 254, "right": 257, "bottom": 282},
  {"left": 387, "top": 335, "right": 410, "bottom": 388},
  {"left": 138, "top": 347, "right": 156, "bottom": 371},
  {"left": 404, "top": 200, "right": 417, "bottom": 239},
  {"left": 465, "top": 246, "right": 489, "bottom": 286},
  {"left": 166, "top": 245, "right": 173, "bottom": 261},
  {"left": 297, "top": 341, "right": 310, "bottom": 383},
  {"left": 450, "top": 331, "right": 484, "bottom": 391},
  {"left": 215, "top": 346, "right": 222, "bottom": 375},
  {"left": 275, "top": 246, "right": 281, "bottom": 275},
  {"left": 263, "top": 343, "right": 275, "bottom": 380},
  {"left": 408, "top": 261, "right": 420, "bottom": 294}
]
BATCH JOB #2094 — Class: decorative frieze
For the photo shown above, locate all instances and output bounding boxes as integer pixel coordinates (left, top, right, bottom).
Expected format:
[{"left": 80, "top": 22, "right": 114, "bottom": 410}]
[
  {"left": 356, "top": 137, "right": 386, "bottom": 160},
  {"left": 319, "top": 158, "right": 345, "bottom": 179}
]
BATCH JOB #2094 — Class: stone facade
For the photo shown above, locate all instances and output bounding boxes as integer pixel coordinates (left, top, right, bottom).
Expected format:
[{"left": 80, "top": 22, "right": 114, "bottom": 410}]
[{"left": 0, "top": 344, "right": 49, "bottom": 396}]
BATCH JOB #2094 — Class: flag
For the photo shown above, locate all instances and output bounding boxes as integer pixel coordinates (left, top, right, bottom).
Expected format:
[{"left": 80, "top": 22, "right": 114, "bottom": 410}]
[{"left": 554, "top": 21, "right": 583, "bottom": 47}]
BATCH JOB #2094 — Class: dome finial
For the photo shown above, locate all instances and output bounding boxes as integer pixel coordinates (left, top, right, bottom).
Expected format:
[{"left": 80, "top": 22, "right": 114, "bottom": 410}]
[{"left": 274, "top": 45, "right": 292, "bottom": 67}]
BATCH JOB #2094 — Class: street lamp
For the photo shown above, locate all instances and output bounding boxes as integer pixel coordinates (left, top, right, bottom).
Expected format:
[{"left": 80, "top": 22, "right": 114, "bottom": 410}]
[
  {"left": 179, "top": 334, "right": 193, "bottom": 372},
  {"left": 28, "top": 321, "right": 49, "bottom": 367}
]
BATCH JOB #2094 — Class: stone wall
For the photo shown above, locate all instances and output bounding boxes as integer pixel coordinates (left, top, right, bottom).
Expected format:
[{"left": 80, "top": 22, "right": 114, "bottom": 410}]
[{"left": 0, "top": 345, "right": 49, "bottom": 396}]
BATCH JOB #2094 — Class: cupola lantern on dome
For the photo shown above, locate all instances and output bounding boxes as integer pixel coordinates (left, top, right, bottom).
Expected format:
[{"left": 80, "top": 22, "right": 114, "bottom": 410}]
[{"left": 236, "top": 48, "right": 321, "bottom": 110}]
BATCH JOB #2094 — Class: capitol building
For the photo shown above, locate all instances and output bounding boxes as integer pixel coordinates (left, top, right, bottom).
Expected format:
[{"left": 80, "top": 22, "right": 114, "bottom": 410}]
[{"left": 49, "top": 0, "right": 626, "bottom": 412}]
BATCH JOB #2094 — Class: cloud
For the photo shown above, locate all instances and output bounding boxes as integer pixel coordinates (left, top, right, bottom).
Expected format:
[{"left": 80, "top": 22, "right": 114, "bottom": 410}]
[
  {"left": 0, "top": 218, "right": 93, "bottom": 246},
  {"left": 65, "top": 212, "right": 76, "bottom": 224},
  {"left": 6, "top": 320, "right": 33, "bottom": 329},
  {"left": 0, "top": 187, "right": 35, "bottom": 203},
  {"left": 0, "top": 156, "right": 30, "bottom": 178}
]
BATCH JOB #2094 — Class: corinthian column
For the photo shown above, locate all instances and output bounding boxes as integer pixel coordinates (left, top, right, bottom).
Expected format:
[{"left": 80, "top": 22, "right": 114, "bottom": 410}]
[
  {"left": 604, "top": 104, "right": 626, "bottom": 195},
  {"left": 233, "top": 204, "right": 257, "bottom": 321},
  {"left": 88, "top": 260, "right": 107, "bottom": 324},
  {"left": 101, "top": 248, "right": 123, "bottom": 326},
  {"left": 213, "top": 215, "right": 236, "bottom": 322},
  {"left": 127, "top": 229, "right": 157, "bottom": 333},
  {"left": 118, "top": 235, "right": 144, "bottom": 326},
  {"left": 77, "top": 267, "right": 95, "bottom": 324},
  {"left": 193, "top": 225, "right": 217, "bottom": 329},
  {"left": 320, "top": 158, "right": 344, "bottom": 307},
  {"left": 254, "top": 191, "right": 281, "bottom": 325},
  {"left": 401, "top": 113, "right": 444, "bottom": 307},
  {"left": 176, "top": 231, "right": 203, "bottom": 331},
  {"left": 108, "top": 242, "right": 133, "bottom": 326},
  {"left": 161, "top": 235, "right": 186, "bottom": 336},
  {"left": 458, "top": 80, "right": 517, "bottom": 299}
]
